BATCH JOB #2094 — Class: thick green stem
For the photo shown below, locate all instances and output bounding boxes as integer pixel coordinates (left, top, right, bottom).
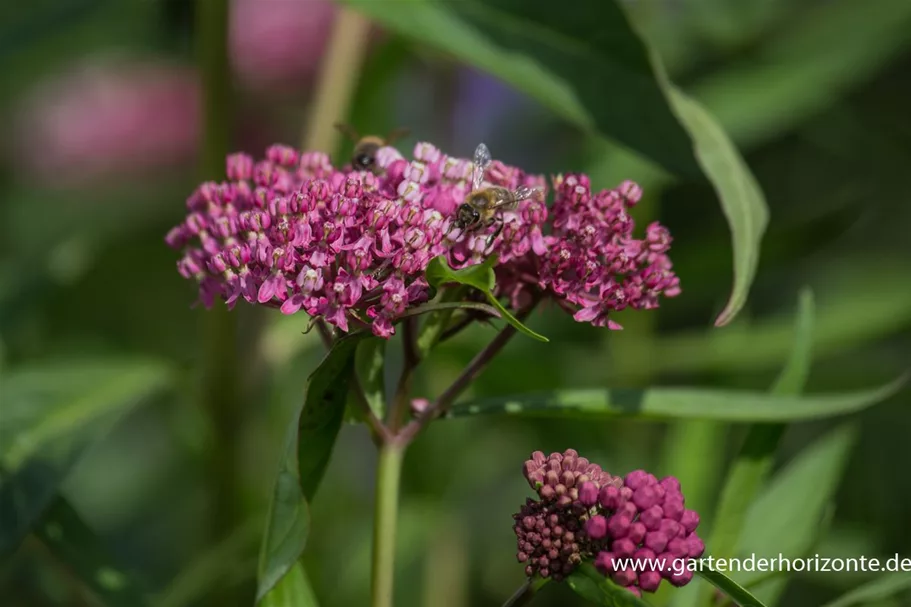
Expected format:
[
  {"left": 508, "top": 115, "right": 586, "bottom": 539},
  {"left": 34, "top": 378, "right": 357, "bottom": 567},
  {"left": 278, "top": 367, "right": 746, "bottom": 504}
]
[
  {"left": 371, "top": 444, "right": 404, "bottom": 607},
  {"left": 195, "top": 2, "right": 241, "bottom": 605}
]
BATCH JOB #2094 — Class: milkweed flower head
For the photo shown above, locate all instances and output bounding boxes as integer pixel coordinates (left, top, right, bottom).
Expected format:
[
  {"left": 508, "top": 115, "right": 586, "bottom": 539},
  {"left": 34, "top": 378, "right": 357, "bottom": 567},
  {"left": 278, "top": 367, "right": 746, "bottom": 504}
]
[
  {"left": 166, "top": 141, "right": 679, "bottom": 338},
  {"left": 514, "top": 450, "right": 704, "bottom": 595}
]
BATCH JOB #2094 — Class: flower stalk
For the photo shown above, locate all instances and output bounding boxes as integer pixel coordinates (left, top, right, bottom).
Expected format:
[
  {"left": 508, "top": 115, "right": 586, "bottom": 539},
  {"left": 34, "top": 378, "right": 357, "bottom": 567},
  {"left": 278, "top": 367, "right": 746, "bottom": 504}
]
[
  {"left": 371, "top": 442, "right": 405, "bottom": 607},
  {"left": 196, "top": 0, "right": 239, "bottom": 562}
]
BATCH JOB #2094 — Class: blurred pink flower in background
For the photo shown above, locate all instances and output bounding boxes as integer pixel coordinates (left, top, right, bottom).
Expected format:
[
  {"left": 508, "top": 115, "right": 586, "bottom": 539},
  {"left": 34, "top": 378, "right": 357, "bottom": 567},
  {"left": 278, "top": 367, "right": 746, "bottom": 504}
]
[
  {"left": 229, "top": 0, "right": 336, "bottom": 91},
  {"left": 13, "top": 59, "right": 201, "bottom": 187}
]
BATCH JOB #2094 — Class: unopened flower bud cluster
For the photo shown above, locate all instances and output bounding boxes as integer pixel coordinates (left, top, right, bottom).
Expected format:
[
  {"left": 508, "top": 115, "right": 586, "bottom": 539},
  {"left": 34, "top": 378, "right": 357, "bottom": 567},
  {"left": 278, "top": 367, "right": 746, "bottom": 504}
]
[{"left": 514, "top": 449, "right": 704, "bottom": 596}]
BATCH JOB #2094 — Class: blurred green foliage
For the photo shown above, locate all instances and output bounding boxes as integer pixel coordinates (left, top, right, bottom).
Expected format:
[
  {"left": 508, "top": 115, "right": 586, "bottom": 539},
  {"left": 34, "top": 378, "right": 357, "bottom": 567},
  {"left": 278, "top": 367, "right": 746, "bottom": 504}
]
[{"left": 1, "top": 1, "right": 910, "bottom": 607}]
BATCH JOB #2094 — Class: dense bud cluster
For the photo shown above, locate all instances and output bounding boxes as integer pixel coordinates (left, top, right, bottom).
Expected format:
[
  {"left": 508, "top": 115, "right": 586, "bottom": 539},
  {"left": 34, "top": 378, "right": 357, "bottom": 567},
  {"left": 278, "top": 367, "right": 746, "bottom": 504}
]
[
  {"left": 513, "top": 450, "right": 704, "bottom": 596},
  {"left": 513, "top": 498, "right": 584, "bottom": 582},
  {"left": 522, "top": 449, "right": 622, "bottom": 507},
  {"left": 167, "top": 142, "right": 679, "bottom": 337}
]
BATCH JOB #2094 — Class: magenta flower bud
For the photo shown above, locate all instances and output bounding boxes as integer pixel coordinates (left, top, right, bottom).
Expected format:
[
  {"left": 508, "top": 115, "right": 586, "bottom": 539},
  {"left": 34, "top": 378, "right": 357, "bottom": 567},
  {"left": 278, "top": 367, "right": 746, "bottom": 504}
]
[
  {"left": 659, "top": 519, "right": 683, "bottom": 539},
  {"left": 687, "top": 535, "right": 705, "bottom": 558},
  {"left": 628, "top": 522, "right": 647, "bottom": 544},
  {"left": 633, "top": 485, "right": 660, "bottom": 509},
  {"left": 680, "top": 509, "right": 700, "bottom": 533},
  {"left": 655, "top": 552, "right": 675, "bottom": 576},
  {"left": 663, "top": 497, "right": 685, "bottom": 521},
  {"left": 266, "top": 144, "right": 299, "bottom": 167},
  {"left": 594, "top": 551, "right": 616, "bottom": 574},
  {"left": 660, "top": 476, "right": 681, "bottom": 493},
  {"left": 667, "top": 537, "right": 688, "bottom": 558},
  {"left": 641, "top": 505, "right": 663, "bottom": 530},
  {"left": 617, "top": 180, "right": 642, "bottom": 206},
  {"left": 669, "top": 569, "right": 693, "bottom": 587},
  {"left": 611, "top": 567, "right": 637, "bottom": 587},
  {"left": 585, "top": 515, "right": 608, "bottom": 540},
  {"left": 611, "top": 538, "right": 635, "bottom": 560},
  {"left": 579, "top": 481, "right": 599, "bottom": 507},
  {"left": 624, "top": 470, "right": 649, "bottom": 490},
  {"left": 599, "top": 486, "right": 621, "bottom": 510},
  {"left": 607, "top": 513, "right": 631, "bottom": 538},
  {"left": 544, "top": 470, "right": 560, "bottom": 487},
  {"left": 639, "top": 570, "right": 662, "bottom": 592},
  {"left": 644, "top": 531, "right": 669, "bottom": 553}
]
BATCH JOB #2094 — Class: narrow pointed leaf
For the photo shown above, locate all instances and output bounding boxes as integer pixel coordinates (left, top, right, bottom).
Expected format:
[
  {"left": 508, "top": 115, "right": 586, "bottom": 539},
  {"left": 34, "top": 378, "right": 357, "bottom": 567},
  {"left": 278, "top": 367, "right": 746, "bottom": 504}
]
[
  {"left": 297, "top": 333, "right": 367, "bottom": 501},
  {"left": 821, "top": 572, "right": 911, "bottom": 607},
  {"left": 260, "top": 561, "right": 319, "bottom": 607},
  {"left": 566, "top": 563, "right": 654, "bottom": 606},
  {"left": 695, "top": 566, "right": 768, "bottom": 607},
  {"left": 35, "top": 496, "right": 150, "bottom": 607},
  {"left": 354, "top": 337, "right": 387, "bottom": 421},
  {"left": 341, "top": 0, "right": 769, "bottom": 327},
  {"left": 339, "top": 0, "right": 701, "bottom": 179},
  {"left": 705, "top": 289, "right": 816, "bottom": 574},
  {"left": 425, "top": 255, "right": 548, "bottom": 342},
  {"left": 399, "top": 300, "right": 501, "bottom": 320},
  {"left": 664, "top": 87, "right": 769, "bottom": 326},
  {"left": 0, "top": 359, "right": 171, "bottom": 555},
  {"left": 448, "top": 375, "right": 905, "bottom": 422},
  {"left": 256, "top": 425, "right": 311, "bottom": 602},
  {"left": 737, "top": 424, "right": 859, "bottom": 599}
]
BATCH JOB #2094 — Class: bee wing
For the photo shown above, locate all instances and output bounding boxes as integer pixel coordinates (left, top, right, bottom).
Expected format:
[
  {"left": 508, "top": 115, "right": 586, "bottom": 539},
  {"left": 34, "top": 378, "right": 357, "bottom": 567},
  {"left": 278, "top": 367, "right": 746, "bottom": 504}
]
[
  {"left": 334, "top": 123, "right": 360, "bottom": 142},
  {"left": 385, "top": 127, "right": 410, "bottom": 145},
  {"left": 513, "top": 185, "right": 541, "bottom": 202},
  {"left": 472, "top": 143, "right": 492, "bottom": 191}
]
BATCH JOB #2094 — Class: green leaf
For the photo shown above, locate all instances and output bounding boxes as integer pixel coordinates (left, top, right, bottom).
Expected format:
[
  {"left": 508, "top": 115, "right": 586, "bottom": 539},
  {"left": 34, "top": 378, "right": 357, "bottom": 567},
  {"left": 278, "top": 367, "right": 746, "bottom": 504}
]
[
  {"left": 821, "top": 572, "right": 911, "bottom": 607},
  {"left": 416, "top": 285, "right": 469, "bottom": 358},
  {"left": 705, "top": 289, "right": 816, "bottom": 568},
  {"left": 566, "top": 563, "right": 654, "bottom": 606},
  {"left": 695, "top": 566, "right": 768, "bottom": 607},
  {"left": 663, "top": 87, "right": 769, "bottom": 326},
  {"left": 260, "top": 561, "right": 319, "bottom": 607},
  {"left": 448, "top": 375, "right": 905, "bottom": 422},
  {"left": 737, "top": 424, "right": 859, "bottom": 599},
  {"left": 502, "top": 577, "right": 551, "bottom": 607},
  {"left": 424, "top": 255, "right": 548, "bottom": 342},
  {"left": 342, "top": 0, "right": 770, "bottom": 327},
  {"left": 34, "top": 496, "right": 150, "bottom": 606},
  {"left": 256, "top": 425, "right": 311, "bottom": 603},
  {"left": 695, "top": 0, "right": 911, "bottom": 150},
  {"left": 0, "top": 358, "right": 171, "bottom": 555},
  {"left": 640, "top": 260, "right": 911, "bottom": 375},
  {"left": 297, "top": 333, "right": 367, "bottom": 501},
  {"left": 157, "top": 520, "right": 260, "bottom": 607},
  {"left": 258, "top": 334, "right": 368, "bottom": 601},
  {"left": 354, "top": 337, "right": 387, "bottom": 421},
  {"left": 339, "top": 0, "right": 702, "bottom": 179},
  {"left": 400, "top": 300, "right": 501, "bottom": 321},
  {"left": 768, "top": 289, "right": 816, "bottom": 395}
]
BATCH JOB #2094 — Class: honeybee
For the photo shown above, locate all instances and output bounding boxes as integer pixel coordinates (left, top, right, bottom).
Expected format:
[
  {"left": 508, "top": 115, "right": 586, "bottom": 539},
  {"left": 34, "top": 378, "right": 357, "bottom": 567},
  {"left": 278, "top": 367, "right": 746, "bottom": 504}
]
[
  {"left": 334, "top": 123, "right": 409, "bottom": 173},
  {"left": 449, "top": 143, "right": 540, "bottom": 248}
]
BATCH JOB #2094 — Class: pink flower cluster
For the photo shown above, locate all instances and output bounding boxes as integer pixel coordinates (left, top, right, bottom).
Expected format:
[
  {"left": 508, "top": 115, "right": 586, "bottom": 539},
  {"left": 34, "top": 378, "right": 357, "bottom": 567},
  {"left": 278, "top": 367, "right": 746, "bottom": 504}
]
[
  {"left": 516, "top": 450, "right": 704, "bottom": 596},
  {"left": 166, "top": 142, "right": 679, "bottom": 338},
  {"left": 538, "top": 175, "right": 680, "bottom": 329}
]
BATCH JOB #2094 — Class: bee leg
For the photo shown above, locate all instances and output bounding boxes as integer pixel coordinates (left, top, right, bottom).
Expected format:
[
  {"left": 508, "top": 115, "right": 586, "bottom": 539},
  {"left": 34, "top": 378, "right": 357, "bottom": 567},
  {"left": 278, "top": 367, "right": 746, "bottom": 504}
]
[
  {"left": 485, "top": 218, "right": 505, "bottom": 252},
  {"left": 371, "top": 258, "right": 393, "bottom": 279}
]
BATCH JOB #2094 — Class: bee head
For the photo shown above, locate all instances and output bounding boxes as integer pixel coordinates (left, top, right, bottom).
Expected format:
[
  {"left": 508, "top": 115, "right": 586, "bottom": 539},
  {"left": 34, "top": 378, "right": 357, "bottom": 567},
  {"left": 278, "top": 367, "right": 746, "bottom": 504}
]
[
  {"left": 456, "top": 203, "right": 481, "bottom": 228},
  {"left": 352, "top": 141, "right": 380, "bottom": 171}
]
